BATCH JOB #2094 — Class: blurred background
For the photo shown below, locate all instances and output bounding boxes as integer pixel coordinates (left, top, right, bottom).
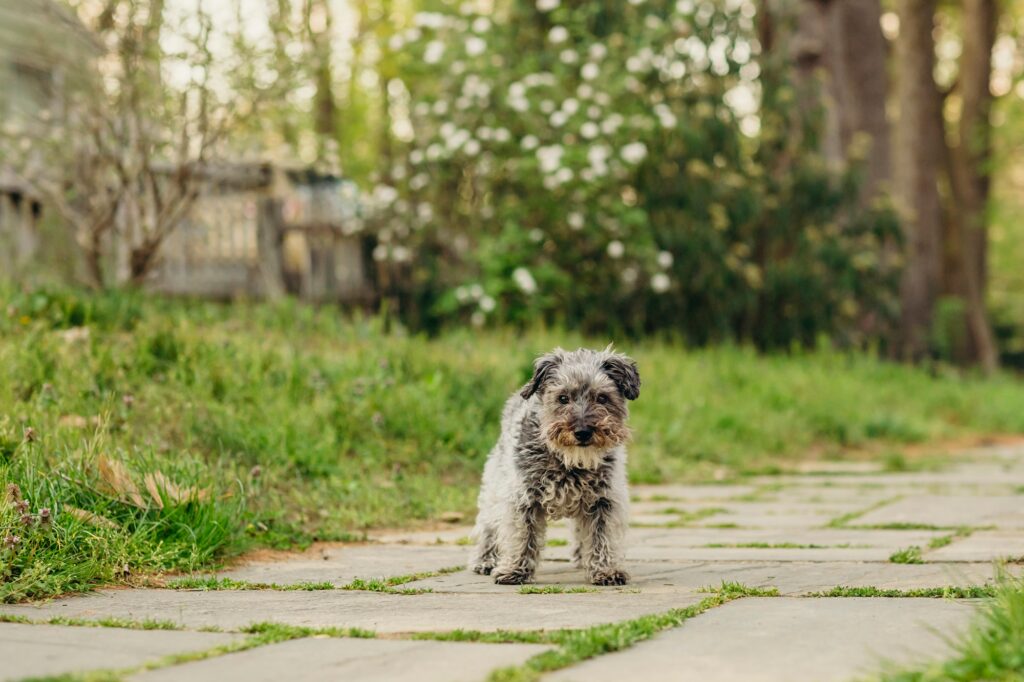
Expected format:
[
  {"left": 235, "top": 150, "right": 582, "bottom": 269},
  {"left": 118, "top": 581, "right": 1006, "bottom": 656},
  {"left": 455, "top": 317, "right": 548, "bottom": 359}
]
[{"left": 1, "top": 0, "right": 1022, "bottom": 369}]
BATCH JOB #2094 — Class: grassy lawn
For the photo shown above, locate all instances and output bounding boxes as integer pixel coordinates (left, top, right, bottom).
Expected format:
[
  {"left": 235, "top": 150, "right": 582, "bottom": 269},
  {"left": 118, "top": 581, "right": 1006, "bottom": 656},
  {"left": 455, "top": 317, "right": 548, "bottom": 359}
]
[{"left": 4, "top": 287, "right": 1024, "bottom": 602}]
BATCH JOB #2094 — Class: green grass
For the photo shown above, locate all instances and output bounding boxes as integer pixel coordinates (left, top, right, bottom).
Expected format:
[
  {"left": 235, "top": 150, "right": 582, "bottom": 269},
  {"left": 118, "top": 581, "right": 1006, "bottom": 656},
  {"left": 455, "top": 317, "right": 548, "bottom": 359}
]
[
  {"left": 518, "top": 585, "right": 597, "bottom": 594},
  {"left": 5, "top": 287, "right": 1024, "bottom": 602},
  {"left": 546, "top": 538, "right": 569, "bottom": 547},
  {"left": 810, "top": 585, "right": 997, "bottom": 598},
  {"left": 702, "top": 542, "right": 835, "bottom": 549},
  {"left": 166, "top": 576, "right": 334, "bottom": 591},
  {"left": 876, "top": 578, "right": 1024, "bottom": 681},
  {"left": 889, "top": 546, "right": 925, "bottom": 564}
]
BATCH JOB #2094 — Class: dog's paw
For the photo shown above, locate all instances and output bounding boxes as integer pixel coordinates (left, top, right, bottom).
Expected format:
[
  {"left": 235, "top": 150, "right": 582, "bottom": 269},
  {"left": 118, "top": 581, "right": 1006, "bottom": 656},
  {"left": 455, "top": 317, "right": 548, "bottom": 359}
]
[
  {"left": 589, "top": 568, "right": 630, "bottom": 586},
  {"left": 471, "top": 563, "right": 494, "bottom": 575},
  {"left": 492, "top": 569, "right": 534, "bottom": 585}
]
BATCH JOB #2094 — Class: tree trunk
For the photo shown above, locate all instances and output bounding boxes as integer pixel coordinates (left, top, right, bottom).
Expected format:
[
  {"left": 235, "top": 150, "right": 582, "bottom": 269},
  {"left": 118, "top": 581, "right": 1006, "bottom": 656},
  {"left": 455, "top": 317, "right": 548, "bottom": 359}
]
[
  {"left": 946, "top": 0, "right": 999, "bottom": 372},
  {"left": 893, "top": 0, "right": 945, "bottom": 361},
  {"left": 824, "top": 0, "right": 891, "bottom": 201}
]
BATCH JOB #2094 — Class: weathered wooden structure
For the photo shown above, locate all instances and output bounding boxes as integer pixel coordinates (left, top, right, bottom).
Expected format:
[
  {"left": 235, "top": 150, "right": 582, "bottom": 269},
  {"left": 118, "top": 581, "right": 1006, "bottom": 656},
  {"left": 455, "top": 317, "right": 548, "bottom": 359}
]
[
  {"left": 0, "top": 170, "right": 41, "bottom": 276},
  {"left": 146, "top": 163, "right": 372, "bottom": 303},
  {"left": 1, "top": 0, "right": 99, "bottom": 278}
]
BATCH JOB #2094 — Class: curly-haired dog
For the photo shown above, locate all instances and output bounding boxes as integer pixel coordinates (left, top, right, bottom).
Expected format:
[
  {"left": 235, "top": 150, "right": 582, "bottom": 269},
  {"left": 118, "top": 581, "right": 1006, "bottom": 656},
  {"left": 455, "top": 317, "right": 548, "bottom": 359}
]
[{"left": 469, "top": 347, "right": 640, "bottom": 585}]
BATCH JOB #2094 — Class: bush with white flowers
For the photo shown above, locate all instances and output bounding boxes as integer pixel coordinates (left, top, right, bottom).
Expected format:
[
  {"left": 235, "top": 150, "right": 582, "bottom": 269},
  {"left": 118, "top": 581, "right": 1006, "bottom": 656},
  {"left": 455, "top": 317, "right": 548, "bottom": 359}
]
[{"left": 371, "top": 0, "right": 901, "bottom": 347}]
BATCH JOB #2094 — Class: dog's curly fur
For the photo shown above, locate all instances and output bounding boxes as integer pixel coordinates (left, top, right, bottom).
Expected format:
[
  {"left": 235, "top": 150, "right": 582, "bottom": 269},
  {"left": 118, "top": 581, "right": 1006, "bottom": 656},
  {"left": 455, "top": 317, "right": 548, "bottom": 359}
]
[{"left": 469, "top": 347, "right": 639, "bottom": 586}]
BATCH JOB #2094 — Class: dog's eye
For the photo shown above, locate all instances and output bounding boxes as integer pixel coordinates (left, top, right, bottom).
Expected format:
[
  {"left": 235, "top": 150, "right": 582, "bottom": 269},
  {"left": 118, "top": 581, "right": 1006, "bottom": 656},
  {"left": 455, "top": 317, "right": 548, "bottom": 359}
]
[
  {"left": 596, "top": 394, "right": 608, "bottom": 404},
  {"left": 558, "top": 394, "right": 570, "bottom": 404}
]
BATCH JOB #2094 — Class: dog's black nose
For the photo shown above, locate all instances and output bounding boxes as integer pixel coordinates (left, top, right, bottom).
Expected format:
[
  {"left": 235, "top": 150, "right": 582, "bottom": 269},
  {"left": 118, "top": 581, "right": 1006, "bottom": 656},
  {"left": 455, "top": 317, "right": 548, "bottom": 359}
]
[{"left": 574, "top": 428, "right": 594, "bottom": 444}]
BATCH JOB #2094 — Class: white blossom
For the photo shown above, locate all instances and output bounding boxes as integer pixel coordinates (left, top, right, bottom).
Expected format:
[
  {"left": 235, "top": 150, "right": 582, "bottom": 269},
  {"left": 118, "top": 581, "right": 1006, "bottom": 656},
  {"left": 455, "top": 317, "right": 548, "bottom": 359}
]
[
  {"left": 536, "top": 0, "right": 560, "bottom": 11},
  {"left": 588, "top": 43, "right": 608, "bottom": 60},
  {"left": 657, "top": 251, "right": 674, "bottom": 268},
  {"left": 562, "top": 98, "right": 580, "bottom": 115},
  {"left": 559, "top": 49, "right": 579, "bottom": 64},
  {"left": 414, "top": 12, "right": 447, "bottom": 29},
  {"left": 479, "top": 295, "right": 496, "bottom": 312},
  {"left": 622, "top": 267, "right": 638, "bottom": 284},
  {"left": 466, "top": 36, "right": 486, "bottom": 56},
  {"left": 424, "top": 41, "right": 445, "bottom": 64},
  {"left": 464, "top": 139, "right": 481, "bottom": 156},
  {"left": 529, "top": 228, "right": 544, "bottom": 242},
  {"left": 548, "top": 26, "right": 569, "bottom": 44},
  {"left": 471, "top": 311, "right": 486, "bottom": 326},
  {"left": 513, "top": 267, "right": 538, "bottom": 294},
  {"left": 581, "top": 121, "right": 599, "bottom": 139},
  {"left": 550, "top": 111, "right": 568, "bottom": 127},
  {"left": 607, "top": 240, "right": 625, "bottom": 258},
  {"left": 536, "top": 144, "right": 564, "bottom": 173},
  {"left": 620, "top": 141, "right": 648, "bottom": 164},
  {"left": 568, "top": 212, "right": 585, "bottom": 230},
  {"left": 651, "top": 272, "right": 671, "bottom": 293},
  {"left": 472, "top": 17, "right": 491, "bottom": 32},
  {"left": 521, "top": 134, "right": 540, "bottom": 150},
  {"left": 493, "top": 127, "right": 512, "bottom": 143},
  {"left": 581, "top": 62, "right": 600, "bottom": 81}
]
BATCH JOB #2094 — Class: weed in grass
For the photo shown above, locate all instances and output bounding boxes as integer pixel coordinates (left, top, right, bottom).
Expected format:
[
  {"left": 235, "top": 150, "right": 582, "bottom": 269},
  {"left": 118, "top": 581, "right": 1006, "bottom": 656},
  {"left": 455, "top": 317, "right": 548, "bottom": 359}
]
[
  {"left": 546, "top": 538, "right": 569, "bottom": 547},
  {"left": 455, "top": 536, "right": 474, "bottom": 546},
  {"left": 889, "top": 546, "right": 925, "bottom": 564},
  {"left": 518, "top": 585, "right": 597, "bottom": 594},
  {"left": 167, "top": 576, "right": 334, "bottom": 591}
]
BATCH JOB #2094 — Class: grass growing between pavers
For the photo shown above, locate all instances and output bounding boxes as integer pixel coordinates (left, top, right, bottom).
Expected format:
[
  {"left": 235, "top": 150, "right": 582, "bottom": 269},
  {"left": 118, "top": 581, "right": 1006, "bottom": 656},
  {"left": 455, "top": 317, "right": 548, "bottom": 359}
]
[
  {"left": 889, "top": 546, "right": 925, "bottom": 564},
  {"left": 517, "top": 585, "right": 598, "bottom": 594},
  {"left": 165, "top": 566, "right": 463, "bottom": 594},
  {"left": 808, "top": 585, "right": 998, "bottom": 598},
  {"left": 875, "top": 578, "right": 1024, "bottom": 681},
  {"left": 7, "top": 286, "right": 1024, "bottom": 602},
  {"left": 484, "top": 582, "right": 780, "bottom": 681},
  {"left": 15, "top": 622, "right": 379, "bottom": 682}
]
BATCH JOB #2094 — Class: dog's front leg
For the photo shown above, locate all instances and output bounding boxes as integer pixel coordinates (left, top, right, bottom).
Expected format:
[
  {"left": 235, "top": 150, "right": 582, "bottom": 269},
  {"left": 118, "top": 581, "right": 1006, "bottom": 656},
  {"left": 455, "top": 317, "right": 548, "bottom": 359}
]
[
  {"left": 576, "top": 498, "right": 629, "bottom": 585},
  {"left": 492, "top": 502, "right": 546, "bottom": 585}
]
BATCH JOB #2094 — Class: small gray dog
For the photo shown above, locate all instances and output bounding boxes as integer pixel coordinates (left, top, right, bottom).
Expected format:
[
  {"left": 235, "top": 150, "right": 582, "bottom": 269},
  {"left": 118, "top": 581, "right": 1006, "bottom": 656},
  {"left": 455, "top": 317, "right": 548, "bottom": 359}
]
[{"left": 469, "top": 346, "right": 639, "bottom": 585}]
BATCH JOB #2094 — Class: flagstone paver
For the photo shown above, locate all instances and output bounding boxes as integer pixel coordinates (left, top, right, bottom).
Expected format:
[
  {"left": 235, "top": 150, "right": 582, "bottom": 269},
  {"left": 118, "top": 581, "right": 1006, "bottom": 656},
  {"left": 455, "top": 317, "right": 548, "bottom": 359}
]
[
  {"left": 545, "top": 597, "right": 976, "bottom": 682},
  {"left": 852, "top": 495, "right": 1024, "bottom": 529},
  {"left": 0, "top": 622, "right": 240, "bottom": 682},
  {"left": 129, "top": 638, "right": 552, "bottom": 682},
  {"left": 403, "top": 560, "right": 1008, "bottom": 595},
  {"left": 926, "top": 530, "right": 1024, "bottom": 562},
  {"left": 215, "top": 544, "right": 468, "bottom": 586},
  {"left": 5, "top": 443, "right": 1024, "bottom": 682},
  {"left": 0, "top": 588, "right": 707, "bottom": 633}
]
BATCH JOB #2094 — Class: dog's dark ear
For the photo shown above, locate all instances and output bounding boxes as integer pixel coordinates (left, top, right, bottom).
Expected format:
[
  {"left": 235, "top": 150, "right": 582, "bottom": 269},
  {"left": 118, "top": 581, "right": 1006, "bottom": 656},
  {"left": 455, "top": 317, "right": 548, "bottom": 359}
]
[
  {"left": 520, "top": 351, "right": 563, "bottom": 399},
  {"left": 602, "top": 355, "right": 641, "bottom": 401}
]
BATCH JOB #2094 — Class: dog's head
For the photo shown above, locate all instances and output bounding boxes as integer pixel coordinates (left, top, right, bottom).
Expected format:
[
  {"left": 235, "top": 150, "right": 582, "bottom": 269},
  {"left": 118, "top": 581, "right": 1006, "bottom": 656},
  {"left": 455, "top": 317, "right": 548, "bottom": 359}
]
[{"left": 520, "top": 346, "right": 640, "bottom": 468}]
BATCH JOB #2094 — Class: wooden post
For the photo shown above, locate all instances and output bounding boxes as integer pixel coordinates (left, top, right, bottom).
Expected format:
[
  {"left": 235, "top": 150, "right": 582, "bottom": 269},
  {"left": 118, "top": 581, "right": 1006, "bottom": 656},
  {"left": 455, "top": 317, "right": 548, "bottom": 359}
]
[{"left": 257, "top": 197, "right": 286, "bottom": 299}]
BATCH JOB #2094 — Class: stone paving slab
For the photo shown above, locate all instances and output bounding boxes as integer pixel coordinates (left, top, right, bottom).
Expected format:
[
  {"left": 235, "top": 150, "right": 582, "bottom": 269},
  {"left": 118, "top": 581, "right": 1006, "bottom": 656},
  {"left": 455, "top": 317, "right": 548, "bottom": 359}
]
[
  {"left": 546, "top": 597, "right": 976, "bottom": 682},
  {"left": 0, "top": 588, "right": 707, "bottom": 633},
  {"left": 625, "top": 527, "right": 945, "bottom": 549},
  {"left": 0, "top": 622, "right": 240, "bottom": 682},
  {"left": 130, "top": 637, "right": 551, "bottom": 682},
  {"left": 216, "top": 544, "right": 468, "bottom": 585},
  {"left": 630, "top": 484, "right": 757, "bottom": 501},
  {"left": 927, "top": 531, "right": 1024, "bottom": 562},
  {"left": 853, "top": 495, "right": 1024, "bottom": 529},
  {"left": 405, "top": 561, "right": 1011, "bottom": 596}
]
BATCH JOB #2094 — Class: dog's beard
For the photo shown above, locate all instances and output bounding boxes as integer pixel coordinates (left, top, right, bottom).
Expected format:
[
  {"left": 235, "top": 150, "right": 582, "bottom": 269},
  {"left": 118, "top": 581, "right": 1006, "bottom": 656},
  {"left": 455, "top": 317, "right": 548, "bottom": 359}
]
[{"left": 542, "top": 418, "right": 630, "bottom": 470}]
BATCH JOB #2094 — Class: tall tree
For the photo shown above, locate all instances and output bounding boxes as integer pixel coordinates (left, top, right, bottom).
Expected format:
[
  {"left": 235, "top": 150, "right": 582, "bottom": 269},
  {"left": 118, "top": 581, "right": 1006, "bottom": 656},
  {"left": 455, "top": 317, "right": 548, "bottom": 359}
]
[
  {"left": 894, "top": 0, "right": 945, "bottom": 362},
  {"left": 945, "top": 0, "right": 999, "bottom": 372}
]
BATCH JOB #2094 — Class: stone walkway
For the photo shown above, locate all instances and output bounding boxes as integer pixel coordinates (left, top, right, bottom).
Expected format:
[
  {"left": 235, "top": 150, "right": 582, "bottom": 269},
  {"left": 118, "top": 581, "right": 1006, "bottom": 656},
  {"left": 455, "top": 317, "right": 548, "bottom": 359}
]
[{"left": 3, "top": 444, "right": 1024, "bottom": 681}]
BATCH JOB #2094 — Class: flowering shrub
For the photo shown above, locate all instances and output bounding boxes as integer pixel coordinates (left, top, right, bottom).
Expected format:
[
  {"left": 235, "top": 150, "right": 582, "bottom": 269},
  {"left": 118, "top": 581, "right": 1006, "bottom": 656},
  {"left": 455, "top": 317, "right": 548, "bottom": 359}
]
[{"left": 371, "top": 0, "right": 901, "bottom": 347}]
